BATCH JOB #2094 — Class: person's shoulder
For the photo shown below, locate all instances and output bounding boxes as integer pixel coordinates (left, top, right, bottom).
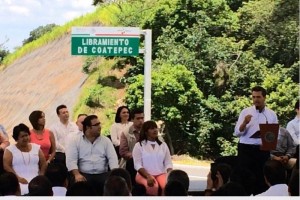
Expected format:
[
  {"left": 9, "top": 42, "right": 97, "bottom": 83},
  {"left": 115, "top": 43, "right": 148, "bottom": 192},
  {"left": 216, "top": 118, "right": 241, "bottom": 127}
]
[
  {"left": 110, "top": 122, "right": 118, "bottom": 128},
  {"left": 49, "top": 122, "right": 60, "bottom": 131},
  {"left": 101, "top": 135, "right": 113, "bottom": 142},
  {"left": 6, "top": 143, "right": 15, "bottom": 151},
  {"left": 31, "top": 143, "right": 41, "bottom": 149},
  {"left": 69, "top": 121, "right": 78, "bottom": 127}
]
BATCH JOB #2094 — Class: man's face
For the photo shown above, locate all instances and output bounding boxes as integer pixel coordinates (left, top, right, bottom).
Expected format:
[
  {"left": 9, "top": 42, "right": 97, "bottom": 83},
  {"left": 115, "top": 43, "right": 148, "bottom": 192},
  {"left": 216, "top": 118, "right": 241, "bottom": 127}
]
[
  {"left": 58, "top": 108, "right": 69, "bottom": 121},
  {"left": 76, "top": 115, "right": 86, "bottom": 131},
  {"left": 133, "top": 113, "right": 144, "bottom": 129},
  {"left": 252, "top": 91, "right": 265, "bottom": 108},
  {"left": 89, "top": 118, "right": 101, "bottom": 136}
]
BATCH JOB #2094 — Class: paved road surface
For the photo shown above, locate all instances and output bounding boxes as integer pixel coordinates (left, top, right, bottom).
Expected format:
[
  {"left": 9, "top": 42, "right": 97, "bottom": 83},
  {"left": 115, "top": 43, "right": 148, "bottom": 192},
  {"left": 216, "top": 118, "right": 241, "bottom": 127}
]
[{"left": 173, "top": 164, "right": 210, "bottom": 192}]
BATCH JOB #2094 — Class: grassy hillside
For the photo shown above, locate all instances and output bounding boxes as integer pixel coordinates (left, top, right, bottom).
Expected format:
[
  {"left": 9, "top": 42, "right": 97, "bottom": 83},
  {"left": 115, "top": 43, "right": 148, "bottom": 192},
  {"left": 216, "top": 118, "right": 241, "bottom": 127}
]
[
  {"left": 1, "top": 4, "right": 121, "bottom": 69},
  {"left": 1, "top": 3, "right": 131, "bottom": 134}
]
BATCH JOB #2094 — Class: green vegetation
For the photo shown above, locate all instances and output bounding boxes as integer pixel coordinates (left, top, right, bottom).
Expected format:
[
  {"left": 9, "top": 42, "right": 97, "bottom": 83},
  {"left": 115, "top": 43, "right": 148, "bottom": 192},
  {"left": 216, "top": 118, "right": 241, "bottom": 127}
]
[
  {"left": 3, "top": 0, "right": 299, "bottom": 160},
  {"left": 0, "top": 4, "right": 121, "bottom": 69},
  {"left": 72, "top": 57, "right": 125, "bottom": 135},
  {"left": 112, "top": 0, "right": 299, "bottom": 158},
  {"left": 22, "top": 24, "right": 58, "bottom": 45}
]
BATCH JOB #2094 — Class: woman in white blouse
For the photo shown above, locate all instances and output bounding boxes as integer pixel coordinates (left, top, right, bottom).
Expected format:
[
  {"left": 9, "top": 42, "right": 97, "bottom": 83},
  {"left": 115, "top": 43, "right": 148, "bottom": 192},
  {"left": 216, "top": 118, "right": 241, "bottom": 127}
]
[
  {"left": 110, "top": 106, "right": 133, "bottom": 159},
  {"left": 132, "top": 120, "right": 173, "bottom": 196}
]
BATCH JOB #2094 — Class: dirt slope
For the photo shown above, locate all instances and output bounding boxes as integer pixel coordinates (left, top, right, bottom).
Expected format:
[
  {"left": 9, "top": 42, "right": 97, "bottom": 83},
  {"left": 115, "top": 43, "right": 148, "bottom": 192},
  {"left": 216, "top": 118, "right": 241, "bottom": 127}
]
[{"left": 0, "top": 35, "right": 87, "bottom": 140}]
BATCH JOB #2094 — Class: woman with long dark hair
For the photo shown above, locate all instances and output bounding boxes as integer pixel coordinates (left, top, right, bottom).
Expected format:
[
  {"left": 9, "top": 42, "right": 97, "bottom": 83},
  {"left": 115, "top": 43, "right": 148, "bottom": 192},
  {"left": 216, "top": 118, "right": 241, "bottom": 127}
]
[{"left": 132, "top": 120, "right": 173, "bottom": 196}]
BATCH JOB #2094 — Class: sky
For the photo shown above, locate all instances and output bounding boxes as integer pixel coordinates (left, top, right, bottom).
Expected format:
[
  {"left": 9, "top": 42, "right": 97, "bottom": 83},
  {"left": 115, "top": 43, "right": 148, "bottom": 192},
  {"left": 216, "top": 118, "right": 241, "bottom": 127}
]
[{"left": 0, "top": 0, "right": 96, "bottom": 52}]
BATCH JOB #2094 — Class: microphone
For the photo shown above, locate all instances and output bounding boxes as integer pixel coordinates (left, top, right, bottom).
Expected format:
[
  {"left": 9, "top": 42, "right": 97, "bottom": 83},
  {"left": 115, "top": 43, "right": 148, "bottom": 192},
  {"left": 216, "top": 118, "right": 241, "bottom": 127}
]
[{"left": 256, "top": 106, "right": 268, "bottom": 124}]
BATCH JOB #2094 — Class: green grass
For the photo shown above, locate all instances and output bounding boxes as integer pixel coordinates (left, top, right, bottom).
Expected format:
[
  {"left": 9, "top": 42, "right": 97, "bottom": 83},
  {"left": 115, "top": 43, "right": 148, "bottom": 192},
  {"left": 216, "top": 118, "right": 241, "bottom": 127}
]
[
  {"left": 72, "top": 58, "right": 124, "bottom": 135},
  {"left": 1, "top": 4, "right": 122, "bottom": 70}
]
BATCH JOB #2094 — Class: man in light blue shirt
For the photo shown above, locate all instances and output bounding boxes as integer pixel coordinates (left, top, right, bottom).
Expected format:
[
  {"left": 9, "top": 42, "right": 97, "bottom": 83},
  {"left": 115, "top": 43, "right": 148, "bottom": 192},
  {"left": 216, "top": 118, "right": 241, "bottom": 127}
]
[
  {"left": 66, "top": 115, "right": 118, "bottom": 195},
  {"left": 234, "top": 86, "right": 278, "bottom": 195}
]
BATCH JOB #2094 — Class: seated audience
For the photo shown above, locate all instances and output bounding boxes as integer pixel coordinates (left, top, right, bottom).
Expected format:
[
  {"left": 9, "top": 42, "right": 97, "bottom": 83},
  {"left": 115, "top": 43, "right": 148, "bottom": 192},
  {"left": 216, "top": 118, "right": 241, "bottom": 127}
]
[
  {"left": 65, "top": 115, "right": 118, "bottom": 195},
  {"left": 164, "top": 181, "right": 187, "bottom": 196},
  {"left": 3, "top": 123, "right": 47, "bottom": 195},
  {"left": 256, "top": 160, "right": 289, "bottom": 196},
  {"left": 29, "top": 110, "right": 56, "bottom": 164},
  {"left": 271, "top": 127, "right": 297, "bottom": 170},
  {"left": 0, "top": 172, "right": 21, "bottom": 196},
  {"left": 212, "top": 182, "right": 247, "bottom": 196},
  {"left": 288, "top": 168, "right": 299, "bottom": 196},
  {"left": 108, "top": 168, "right": 132, "bottom": 192},
  {"left": 0, "top": 125, "right": 9, "bottom": 175},
  {"left": 110, "top": 106, "right": 132, "bottom": 160},
  {"left": 230, "top": 167, "right": 256, "bottom": 196},
  {"left": 26, "top": 175, "right": 53, "bottom": 196},
  {"left": 167, "top": 169, "right": 189, "bottom": 192},
  {"left": 45, "top": 162, "right": 68, "bottom": 196},
  {"left": 204, "top": 162, "right": 232, "bottom": 196},
  {"left": 132, "top": 120, "right": 173, "bottom": 196},
  {"left": 103, "top": 176, "right": 131, "bottom": 196},
  {"left": 66, "top": 181, "right": 97, "bottom": 196}
]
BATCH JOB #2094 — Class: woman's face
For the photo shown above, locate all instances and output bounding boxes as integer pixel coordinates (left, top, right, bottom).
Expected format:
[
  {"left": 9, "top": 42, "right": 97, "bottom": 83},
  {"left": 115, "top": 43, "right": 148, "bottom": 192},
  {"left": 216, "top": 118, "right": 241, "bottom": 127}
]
[
  {"left": 146, "top": 126, "right": 158, "bottom": 140},
  {"left": 38, "top": 112, "right": 46, "bottom": 126},
  {"left": 17, "top": 131, "right": 30, "bottom": 146},
  {"left": 120, "top": 108, "right": 130, "bottom": 122}
]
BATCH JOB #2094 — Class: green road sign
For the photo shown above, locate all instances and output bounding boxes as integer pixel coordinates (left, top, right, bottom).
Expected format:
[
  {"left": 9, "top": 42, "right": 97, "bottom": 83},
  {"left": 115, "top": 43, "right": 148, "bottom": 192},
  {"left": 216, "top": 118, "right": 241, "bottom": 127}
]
[{"left": 71, "top": 27, "right": 140, "bottom": 56}]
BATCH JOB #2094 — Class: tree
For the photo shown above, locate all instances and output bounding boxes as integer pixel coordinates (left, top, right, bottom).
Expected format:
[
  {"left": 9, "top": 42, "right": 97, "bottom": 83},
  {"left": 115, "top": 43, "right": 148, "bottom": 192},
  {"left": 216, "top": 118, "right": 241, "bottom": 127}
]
[
  {"left": 125, "top": 63, "right": 210, "bottom": 156},
  {"left": 0, "top": 38, "right": 9, "bottom": 63},
  {"left": 22, "top": 24, "right": 57, "bottom": 45}
]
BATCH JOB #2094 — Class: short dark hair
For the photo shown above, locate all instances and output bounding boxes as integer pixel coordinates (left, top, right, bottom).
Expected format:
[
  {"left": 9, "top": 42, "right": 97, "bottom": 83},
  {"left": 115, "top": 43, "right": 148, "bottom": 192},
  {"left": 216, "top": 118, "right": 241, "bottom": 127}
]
[
  {"left": 82, "top": 115, "right": 98, "bottom": 133},
  {"left": 29, "top": 110, "right": 44, "bottom": 130},
  {"left": 167, "top": 169, "right": 189, "bottom": 191},
  {"left": 28, "top": 175, "right": 53, "bottom": 196},
  {"left": 56, "top": 104, "right": 67, "bottom": 115},
  {"left": 103, "top": 176, "right": 130, "bottom": 196},
  {"left": 295, "top": 100, "right": 299, "bottom": 110},
  {"left": 115, "top": 106, "right": 131, "bottom": 123},
  {"left": 108, "top": 168, "right": 132, "bottom": 191},
  {"left": 12, "top": 123, "right": 30, "bottom": 141},
  {"left": 251, "top": 86, "right": 267, "bottom": 97},
  {"left": 45, "top": 163, "right": 68, "bottom": 187},
  {"left": 130, "top": 108, "right": 144, "bottom": 119},
  {"left": 164, "top": 181, "right": 187, "bottom": 196},
  {"left": 139, "top": 120, "right": 162, "bottom": 145},
  {"left": 263, "top": 160, "right": 286, "bottom": 185},
  {"left": 0, "top": 172, "right": 20, "bottom": 196}
]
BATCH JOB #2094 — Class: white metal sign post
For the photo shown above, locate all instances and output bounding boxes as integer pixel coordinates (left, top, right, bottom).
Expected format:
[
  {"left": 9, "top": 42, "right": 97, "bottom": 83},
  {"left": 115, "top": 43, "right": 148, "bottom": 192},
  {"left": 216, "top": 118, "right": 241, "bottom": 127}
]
[
  {"left": 71, "top": 27, "right": 152, "bottom": 120},
  {"left": 140, "top": 29, "right": 152, "bottom": 121}
]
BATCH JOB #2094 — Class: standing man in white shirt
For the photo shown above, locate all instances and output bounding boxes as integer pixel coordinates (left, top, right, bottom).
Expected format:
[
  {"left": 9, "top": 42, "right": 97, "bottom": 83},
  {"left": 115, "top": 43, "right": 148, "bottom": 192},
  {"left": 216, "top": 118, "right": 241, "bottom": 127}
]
[
  {"left": 65, "top": 115, "right": 118, "bottom": 195},
  {"left": 286, "top": 100, "right": 300, "bottom": 146},
  {"left": 234, "top": 86, "right": 278, "bottom": 195},
  {"left": 50, "top": 105, "right": 78, "bottom": 166}
]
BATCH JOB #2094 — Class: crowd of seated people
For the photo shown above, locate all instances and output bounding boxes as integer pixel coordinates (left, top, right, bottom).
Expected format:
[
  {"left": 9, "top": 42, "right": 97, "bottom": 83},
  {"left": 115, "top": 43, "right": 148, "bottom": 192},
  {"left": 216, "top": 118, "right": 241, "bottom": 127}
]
[{"left": 0, "top": 100, "right": 299, "bottom": 196}]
